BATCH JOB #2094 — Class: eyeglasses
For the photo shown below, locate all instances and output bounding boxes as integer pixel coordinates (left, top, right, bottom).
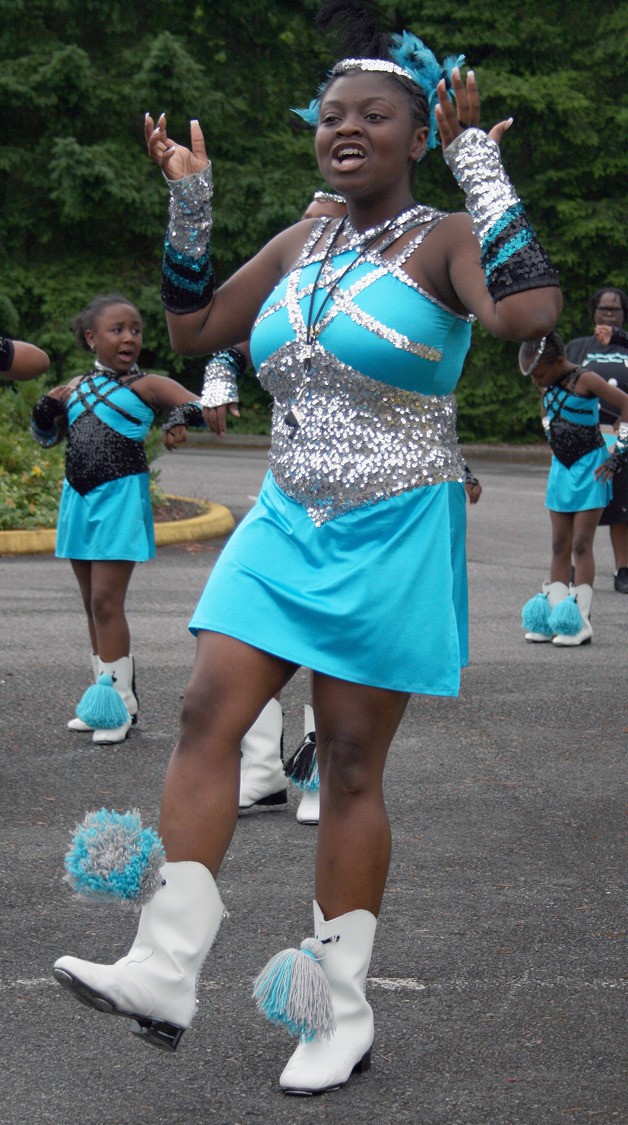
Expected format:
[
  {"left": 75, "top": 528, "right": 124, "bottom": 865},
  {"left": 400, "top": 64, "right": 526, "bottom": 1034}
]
[{"left": 596, "top": 305, "right": 622, "bottom": 314}]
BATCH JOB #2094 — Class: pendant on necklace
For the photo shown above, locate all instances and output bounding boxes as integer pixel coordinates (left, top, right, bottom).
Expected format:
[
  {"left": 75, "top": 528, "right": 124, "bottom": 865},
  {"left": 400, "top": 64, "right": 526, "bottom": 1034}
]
[{"left": 284, "top": 406, "right": 303, "bottom": 439}]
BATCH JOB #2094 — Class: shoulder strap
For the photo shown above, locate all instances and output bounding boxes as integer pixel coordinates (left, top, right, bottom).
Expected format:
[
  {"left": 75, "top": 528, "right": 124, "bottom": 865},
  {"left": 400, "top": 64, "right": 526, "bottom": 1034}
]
[{"left": 392, "top": 213, "right": 448, "bottom": 266}]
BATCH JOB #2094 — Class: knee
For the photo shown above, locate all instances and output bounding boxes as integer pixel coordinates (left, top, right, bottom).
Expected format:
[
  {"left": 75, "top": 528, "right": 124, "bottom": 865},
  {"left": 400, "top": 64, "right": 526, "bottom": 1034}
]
[
  {"left": 321, "top": 734, "right": 377, "bottom": 801},
  {"left": 90, "top": 589, "right": 120, "bottom": 627},
  {"left": 551, "top": 532, "right": 570, "bottom": 558},
  {"left": 177, "top": 677, "right": 241, "bottom": 767},
  {"left": 179, "top": 677, "right": 218, "bottom": 740},
  {"left": 572, "top": 534, "right": 593, "bottom": 560}
]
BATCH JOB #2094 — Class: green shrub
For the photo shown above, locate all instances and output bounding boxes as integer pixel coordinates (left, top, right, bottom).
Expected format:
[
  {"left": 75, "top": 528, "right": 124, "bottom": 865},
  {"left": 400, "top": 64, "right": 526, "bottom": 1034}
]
[{"left": 0, "top": 380, "right": 167, "bottom": 531}]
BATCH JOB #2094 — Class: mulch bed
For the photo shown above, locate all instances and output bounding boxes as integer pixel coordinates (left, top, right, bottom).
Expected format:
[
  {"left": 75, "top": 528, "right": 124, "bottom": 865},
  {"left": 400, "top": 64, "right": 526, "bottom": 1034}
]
[{"left": 152, "top": 497, "right": 208, "bottom": 523}]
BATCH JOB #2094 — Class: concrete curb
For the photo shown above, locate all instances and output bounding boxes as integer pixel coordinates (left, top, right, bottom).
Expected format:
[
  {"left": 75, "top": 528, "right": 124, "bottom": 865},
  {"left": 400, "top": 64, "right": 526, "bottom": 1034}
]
[{"left": 0, "top": 494, "right": 235, "bottom": 557}]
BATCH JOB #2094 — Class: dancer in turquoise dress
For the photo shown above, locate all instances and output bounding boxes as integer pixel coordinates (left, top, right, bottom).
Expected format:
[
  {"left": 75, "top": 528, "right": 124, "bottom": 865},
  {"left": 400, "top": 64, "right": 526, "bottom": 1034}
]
[
  {"left": 32, "top": 292, "right": 204, "bottom": 742},
  {"left": 520, "top": 332, "right": 628, "bottom": 646},
  {"left": 54, "top": 2, "right": 562, "bottom": 1096}
]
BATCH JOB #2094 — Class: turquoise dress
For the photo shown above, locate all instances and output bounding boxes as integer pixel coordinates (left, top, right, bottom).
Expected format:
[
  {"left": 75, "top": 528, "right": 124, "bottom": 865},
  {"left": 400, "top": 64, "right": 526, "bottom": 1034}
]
[
  {"left": 190, "top": 210, "right": 473, "bottom": 695},
  {"left": 544, "top": 372, "right": 611, "bottom": 513},
  {"left": 55, "top": 367, "right": 156, "bottom": 562}
]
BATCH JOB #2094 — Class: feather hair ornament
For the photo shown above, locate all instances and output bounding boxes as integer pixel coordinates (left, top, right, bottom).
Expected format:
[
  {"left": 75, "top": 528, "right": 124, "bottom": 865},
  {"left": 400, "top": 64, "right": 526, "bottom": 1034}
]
[{"left": 292, "top": 26, "right": 464, "bottom": 150}]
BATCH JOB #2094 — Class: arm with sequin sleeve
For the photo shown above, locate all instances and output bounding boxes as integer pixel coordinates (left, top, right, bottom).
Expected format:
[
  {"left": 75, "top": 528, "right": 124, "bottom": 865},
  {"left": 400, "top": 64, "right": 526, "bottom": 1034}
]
[
  {"left": 30, "top": 394, "right": 67, "bottom": 447},
  {"left": 443, "top": 128, "right": 559, "bottom": 303},
  {"left": 162, "top": 166, "right": 215, "bottom": 315}
]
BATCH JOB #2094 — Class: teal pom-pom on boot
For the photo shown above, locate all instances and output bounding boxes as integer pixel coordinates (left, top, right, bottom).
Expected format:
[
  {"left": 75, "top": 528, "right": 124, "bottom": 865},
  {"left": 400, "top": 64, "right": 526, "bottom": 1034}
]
[
  {"left": 521, "top": 591, "right": 551, "bottom": 636},
  {"left": 552, "top": 583, "right": 593, "bottom": 646},
  {"left": 548, "top": 593, "right": 583, "bottom": 637},
  {"left": 63, "top": 808, "right": 166, "bottom": 908},
  {"left": 285, "top": 705, "right": 320, "bottom": 826},
  {"left": 253, "top": 936, "right": 336, "bottom": 1041},
  {"left": 75, "top": 673, "right": 129, "bottom": 729},
  {"left": 522, "top": 581, "right": 570, "bottom": 642}
]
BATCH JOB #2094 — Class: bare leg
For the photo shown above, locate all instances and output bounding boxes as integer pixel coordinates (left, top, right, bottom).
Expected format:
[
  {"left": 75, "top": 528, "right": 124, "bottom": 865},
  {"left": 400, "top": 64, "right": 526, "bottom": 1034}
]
[
  {"left": 159, "top": 631, "right": 297, "bottom": 874},
  {"left": 609, "top": 523, "right": 628, "bottom": 570},
  {"left": 571, "top": 508, "right": 603, "bottom": 586},
  {"left": 549, "top": 510, "right": 574, "bottom": 584},
  {"left": 70, "top": 560, "right": 97, "bottom": 653},
  {"left": 86, "top": 560, "right": 136, "bottom": 661},
  {"left": 312, "top": 675, "right": 409, "bottom": 919}
]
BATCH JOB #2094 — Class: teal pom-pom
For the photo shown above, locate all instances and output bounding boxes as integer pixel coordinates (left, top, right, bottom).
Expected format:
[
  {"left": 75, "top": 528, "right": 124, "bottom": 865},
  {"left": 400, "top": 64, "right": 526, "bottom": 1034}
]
[
  {"left": 521, "top": 592, "right": 552, "bottom": 634},
  {"left": 283, "top": 734, "right": 320, "bottom": 793},
  {"left": 548, "top": 595, "right": 583, "bottom": 636},
  {"left": 75, "top": 673, "right": 129, "bottom": 729},
  {"left": 253, "top": 937, "right": 335, "bottom": 1041},
  {"left": 63, "top": 808, "right": 166, "bottom": 909}
]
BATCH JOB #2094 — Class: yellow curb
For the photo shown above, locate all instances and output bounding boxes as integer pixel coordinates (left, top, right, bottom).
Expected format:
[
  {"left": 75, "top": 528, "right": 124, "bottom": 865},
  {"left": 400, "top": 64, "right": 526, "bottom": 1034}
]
[
  {"left": 154, "top": 495, "right": 235, "bottom": 546},
  {"left": 0, "top": 494, "right": 234, "bottom": 556}
]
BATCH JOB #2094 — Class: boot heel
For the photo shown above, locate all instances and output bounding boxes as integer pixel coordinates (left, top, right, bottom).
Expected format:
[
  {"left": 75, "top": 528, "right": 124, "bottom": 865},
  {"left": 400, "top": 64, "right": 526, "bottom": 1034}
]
[
  {"left": 130, "top": 1017, "right": 185, "bottom": 1052},
  {"left": 257, "top": 788, "right": 287, "bottom": 807},
  {"left": 352, "top": 1048, "right": 371, "bottom": 1075}
]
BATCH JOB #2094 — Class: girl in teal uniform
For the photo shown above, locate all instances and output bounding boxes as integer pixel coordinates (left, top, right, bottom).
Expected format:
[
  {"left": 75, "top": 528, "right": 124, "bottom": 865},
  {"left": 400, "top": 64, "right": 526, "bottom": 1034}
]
[
  {"left": 31, "top": 293, "right": 204, "bottom": 742},
  {"left": 520, "top": 332, "right": 628, "bottom": 646},
  {"left": 54, "top": 3, "right": 562, "bottom": 1097}
]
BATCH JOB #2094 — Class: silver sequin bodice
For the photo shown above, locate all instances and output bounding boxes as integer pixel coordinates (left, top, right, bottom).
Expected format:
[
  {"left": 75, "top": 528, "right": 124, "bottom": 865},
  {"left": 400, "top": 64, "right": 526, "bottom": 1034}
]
[{"left": 252, "top": 210, "right": 472, "bottom": 525}]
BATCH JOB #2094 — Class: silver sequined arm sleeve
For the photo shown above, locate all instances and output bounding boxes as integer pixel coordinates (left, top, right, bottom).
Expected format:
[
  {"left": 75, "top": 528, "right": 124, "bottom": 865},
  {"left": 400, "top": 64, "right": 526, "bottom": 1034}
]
[
  {"left": 444, "top": 128, "right": 559, "bottom": 301},
  {"left": 162, "top": 165, "right": 215, "bottom": 314},
  {"left": 200, "top": 347, "right": 247, "bottom": 409}
]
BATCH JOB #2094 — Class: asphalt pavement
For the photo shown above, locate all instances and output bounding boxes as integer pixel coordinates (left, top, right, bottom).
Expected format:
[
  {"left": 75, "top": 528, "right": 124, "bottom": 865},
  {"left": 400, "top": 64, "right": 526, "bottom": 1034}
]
[{"left": 1, "top": 445, "right": 626, "bottom": 1125}]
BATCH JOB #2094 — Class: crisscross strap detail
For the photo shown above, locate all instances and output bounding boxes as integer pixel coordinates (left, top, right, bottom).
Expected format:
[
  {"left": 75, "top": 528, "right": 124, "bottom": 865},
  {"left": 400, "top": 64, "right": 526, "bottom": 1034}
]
[{"left": 71, "top": 371, "right": 145, "bottom": 426}]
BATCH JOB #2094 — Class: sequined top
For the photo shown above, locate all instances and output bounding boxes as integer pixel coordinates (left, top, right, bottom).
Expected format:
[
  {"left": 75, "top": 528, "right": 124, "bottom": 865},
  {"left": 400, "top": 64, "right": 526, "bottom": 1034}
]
[
  {"left": 64, "top": 369, "right": 155, "bottom": 496},
  {"left": 249, "top": 210, "right": 473, "bottom": 525},
  {"left": 544, "top": 369, "right": 605, "bottom": 469}
]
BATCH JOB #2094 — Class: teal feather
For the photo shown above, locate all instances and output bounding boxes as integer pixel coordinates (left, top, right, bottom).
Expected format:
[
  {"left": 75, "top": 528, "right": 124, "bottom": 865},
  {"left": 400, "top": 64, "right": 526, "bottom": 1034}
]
[{"left": 76, "top": 673, "right": 129, "bottom": 728}]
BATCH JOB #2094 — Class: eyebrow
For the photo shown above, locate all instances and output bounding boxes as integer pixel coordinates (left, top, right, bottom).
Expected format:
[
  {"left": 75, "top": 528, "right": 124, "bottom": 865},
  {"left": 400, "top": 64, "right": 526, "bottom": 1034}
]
[{"left": 321, "top": 96, "right": 397, "bottom": 111}]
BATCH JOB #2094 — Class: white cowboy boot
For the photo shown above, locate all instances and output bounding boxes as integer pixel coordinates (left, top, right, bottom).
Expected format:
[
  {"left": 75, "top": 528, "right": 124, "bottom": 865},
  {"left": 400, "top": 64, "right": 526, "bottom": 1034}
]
[
  {"left": 279, "top": 901, "right": 377, "bottom": 1095},
  {"left": 54, "top": 861, "right": 223, "bottom": 1051},
  {"left": 296, "top": 705, "right": 320, "bottom": 825},
  {"left": 553, "top": 583, "right": 593, "bottom": 646},
  {"left": 68, "top": 654, "right": 100, "bottom": 731},
  {"left": 92, "top": 656, "right": 138, "bottom": 744},
  {"left": 522, "top": 581, "right": 569, "bottom": 642},
  {"left": 239, "top": 698, "right": 286, "bottom": 811}
]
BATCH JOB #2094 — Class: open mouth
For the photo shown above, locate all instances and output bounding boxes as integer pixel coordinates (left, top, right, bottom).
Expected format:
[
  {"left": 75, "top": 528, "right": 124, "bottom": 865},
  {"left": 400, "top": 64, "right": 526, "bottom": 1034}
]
[{"left": 331, "top": 145, "right": 366, "bottom": 171}]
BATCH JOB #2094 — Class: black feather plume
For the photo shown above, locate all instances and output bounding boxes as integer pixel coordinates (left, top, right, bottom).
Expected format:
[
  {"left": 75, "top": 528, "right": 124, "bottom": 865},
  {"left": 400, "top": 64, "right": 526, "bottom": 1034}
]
[{"left": 316, "top": 1, "right": 390, "bottom": 60}]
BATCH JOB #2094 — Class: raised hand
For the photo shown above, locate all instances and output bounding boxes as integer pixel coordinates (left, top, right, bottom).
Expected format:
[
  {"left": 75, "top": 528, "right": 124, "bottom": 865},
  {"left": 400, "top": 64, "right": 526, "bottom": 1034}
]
[
  {"left": 594, "top": 324, "right": 613, "bottom": 346},
  {"left": 144, "top": 113, "right": 210, "bottom": 181},
  {"left": 435, "top": 67, "right": 512, "bottom": 151}
]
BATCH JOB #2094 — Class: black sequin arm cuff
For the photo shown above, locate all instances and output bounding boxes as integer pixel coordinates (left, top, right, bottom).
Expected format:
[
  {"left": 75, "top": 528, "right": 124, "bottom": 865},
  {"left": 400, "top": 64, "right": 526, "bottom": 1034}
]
[
  {"left": 162, "top": 400, "right": 205, "bottom": 432},
  {"left": 444, "top": 129, "right": 559, "bottom": 301},
  {"left": 162, "top": 166, "right": 215, "bottom": 314},
  {"left": 30, "top": 394, "right": 65, "bottom": 447},
  {"left": 0, "top": 336, "right": 15, "bottom": 371}
]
